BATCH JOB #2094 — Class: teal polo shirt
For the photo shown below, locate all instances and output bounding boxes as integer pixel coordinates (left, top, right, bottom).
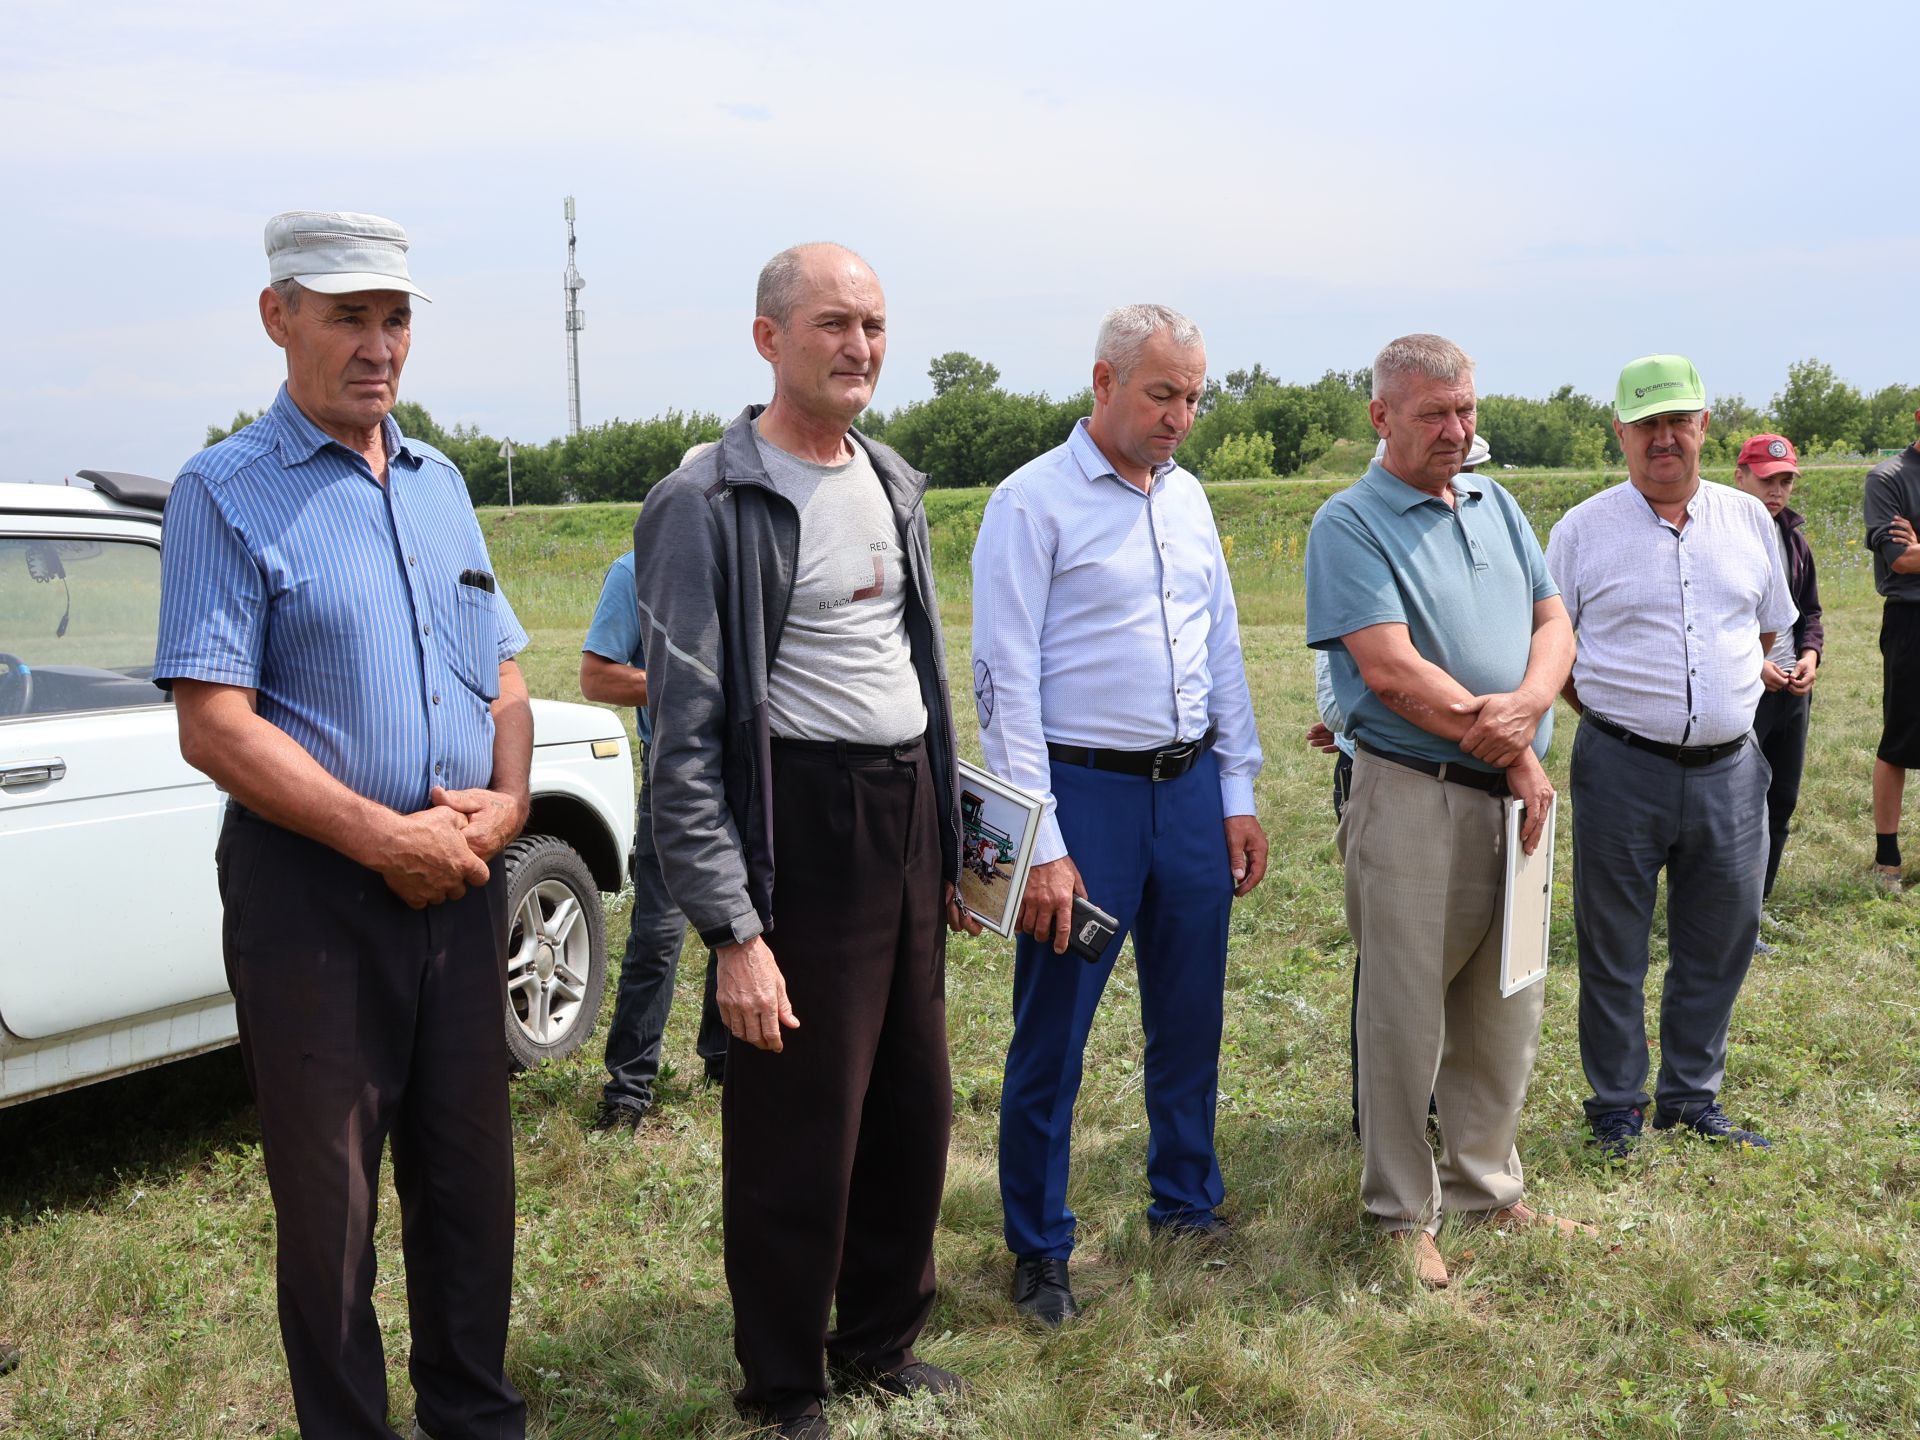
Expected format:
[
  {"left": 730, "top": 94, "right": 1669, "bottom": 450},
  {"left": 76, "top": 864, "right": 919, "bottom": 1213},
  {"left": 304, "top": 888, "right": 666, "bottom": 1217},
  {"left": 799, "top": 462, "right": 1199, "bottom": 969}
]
[{"left": 1305, "top": 463, "right": 1557, "bottom": 772}]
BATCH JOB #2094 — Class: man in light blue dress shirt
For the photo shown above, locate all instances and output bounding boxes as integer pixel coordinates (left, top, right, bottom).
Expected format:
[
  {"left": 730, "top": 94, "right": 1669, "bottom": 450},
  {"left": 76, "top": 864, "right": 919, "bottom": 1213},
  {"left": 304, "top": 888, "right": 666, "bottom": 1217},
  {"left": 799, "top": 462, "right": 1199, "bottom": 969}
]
[
  {"left": 972, "top": 304, "right": 1267, "bottom": 1326},
  {"left": 1547, "top": 355, "right": 1795, "bottom": 1157}
]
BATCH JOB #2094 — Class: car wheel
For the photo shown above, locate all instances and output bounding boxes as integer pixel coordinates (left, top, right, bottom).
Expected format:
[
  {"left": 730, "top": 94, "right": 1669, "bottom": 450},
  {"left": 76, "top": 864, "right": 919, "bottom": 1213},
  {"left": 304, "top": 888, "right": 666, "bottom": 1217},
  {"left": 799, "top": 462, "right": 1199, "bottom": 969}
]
[{"left": 501, "top": 834, "right": 608, "bottom": 1071}]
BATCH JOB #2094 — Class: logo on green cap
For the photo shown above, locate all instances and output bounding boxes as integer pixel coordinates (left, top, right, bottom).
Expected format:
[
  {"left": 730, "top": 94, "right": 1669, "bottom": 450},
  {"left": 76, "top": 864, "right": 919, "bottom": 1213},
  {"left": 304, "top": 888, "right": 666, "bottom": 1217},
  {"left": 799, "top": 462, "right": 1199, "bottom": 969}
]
[{"left": 1617, "top": 355, "right": 1706, "bottom": 422}]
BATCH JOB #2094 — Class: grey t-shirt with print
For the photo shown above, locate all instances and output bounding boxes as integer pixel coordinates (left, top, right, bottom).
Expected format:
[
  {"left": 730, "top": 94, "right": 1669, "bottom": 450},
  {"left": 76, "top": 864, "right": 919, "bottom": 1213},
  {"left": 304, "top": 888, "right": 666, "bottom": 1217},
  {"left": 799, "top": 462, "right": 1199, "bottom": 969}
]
[{"left": 753, "top": 424, "right": 928, "bottom": 745}]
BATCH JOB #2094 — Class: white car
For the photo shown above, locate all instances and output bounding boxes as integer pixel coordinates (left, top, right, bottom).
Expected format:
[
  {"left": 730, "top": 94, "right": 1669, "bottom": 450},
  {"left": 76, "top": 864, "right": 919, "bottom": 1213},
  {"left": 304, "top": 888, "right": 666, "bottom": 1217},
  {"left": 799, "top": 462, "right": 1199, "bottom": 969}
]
[{"left": 0, "top": 470, "right": 634, "bottom": 1106}]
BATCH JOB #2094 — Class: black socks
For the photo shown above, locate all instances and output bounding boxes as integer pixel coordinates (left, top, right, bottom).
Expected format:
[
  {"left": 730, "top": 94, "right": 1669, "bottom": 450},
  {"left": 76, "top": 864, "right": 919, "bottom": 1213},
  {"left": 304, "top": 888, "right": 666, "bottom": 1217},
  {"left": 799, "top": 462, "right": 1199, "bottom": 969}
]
[{"left": 1876, "top": 832, "right": 1902, "bottom": 868}]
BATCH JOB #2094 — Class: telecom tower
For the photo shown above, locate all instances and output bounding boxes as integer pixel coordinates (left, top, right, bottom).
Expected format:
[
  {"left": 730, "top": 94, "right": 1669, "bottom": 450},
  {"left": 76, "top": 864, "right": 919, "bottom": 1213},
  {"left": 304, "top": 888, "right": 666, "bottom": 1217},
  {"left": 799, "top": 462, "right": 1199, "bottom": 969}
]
[{"left": 563, "top": 196, "right": 586, "bottom": 436}]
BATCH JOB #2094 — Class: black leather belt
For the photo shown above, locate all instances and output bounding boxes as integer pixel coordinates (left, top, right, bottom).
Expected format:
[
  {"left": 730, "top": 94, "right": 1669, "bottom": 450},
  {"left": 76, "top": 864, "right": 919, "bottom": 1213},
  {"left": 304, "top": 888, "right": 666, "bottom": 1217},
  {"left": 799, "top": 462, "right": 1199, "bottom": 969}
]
[
  {"left": 1047, "top": 724, "right": 1217, "bottom": 782},
  {"left": 1356, "top": 740, "right": 1508, "bottom": 795},
  {"left": 1585, "top": 714, "right": 1745, "bottom": 766}
]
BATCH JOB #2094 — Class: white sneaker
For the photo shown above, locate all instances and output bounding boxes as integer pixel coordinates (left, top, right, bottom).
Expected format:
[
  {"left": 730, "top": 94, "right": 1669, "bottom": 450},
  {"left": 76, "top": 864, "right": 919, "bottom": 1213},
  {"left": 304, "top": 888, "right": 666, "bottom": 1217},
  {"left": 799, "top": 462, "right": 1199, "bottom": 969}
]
[{"left": 1873, "top": 865, "right": 1904, "bottom": 894}]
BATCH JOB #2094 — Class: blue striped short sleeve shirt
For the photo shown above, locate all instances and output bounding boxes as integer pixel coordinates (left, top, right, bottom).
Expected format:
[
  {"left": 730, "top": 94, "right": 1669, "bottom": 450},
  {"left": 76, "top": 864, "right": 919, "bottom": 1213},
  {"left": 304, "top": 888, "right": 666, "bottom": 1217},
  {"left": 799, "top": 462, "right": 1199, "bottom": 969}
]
[{"left": 154, "top": 385, "right": 527, "bottom": 814}]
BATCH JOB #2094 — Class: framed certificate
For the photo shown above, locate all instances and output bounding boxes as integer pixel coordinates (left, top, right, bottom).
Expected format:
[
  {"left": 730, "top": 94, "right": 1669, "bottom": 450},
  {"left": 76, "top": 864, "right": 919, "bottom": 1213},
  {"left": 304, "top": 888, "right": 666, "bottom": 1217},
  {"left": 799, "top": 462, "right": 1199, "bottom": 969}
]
[
  {"left": 956, "top": 758, "right": 1046, "bottom": 937},
  {"left": 1499, "top": 792, "right": 1556, "bottom": 997}
]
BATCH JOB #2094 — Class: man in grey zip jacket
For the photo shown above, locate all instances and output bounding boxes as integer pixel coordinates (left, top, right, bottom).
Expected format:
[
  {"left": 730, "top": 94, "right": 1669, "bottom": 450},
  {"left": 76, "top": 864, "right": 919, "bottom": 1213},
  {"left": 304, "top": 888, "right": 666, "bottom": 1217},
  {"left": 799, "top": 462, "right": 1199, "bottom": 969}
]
[{"left": 631, "top": 243, "right": 972, "bottom": 1440}]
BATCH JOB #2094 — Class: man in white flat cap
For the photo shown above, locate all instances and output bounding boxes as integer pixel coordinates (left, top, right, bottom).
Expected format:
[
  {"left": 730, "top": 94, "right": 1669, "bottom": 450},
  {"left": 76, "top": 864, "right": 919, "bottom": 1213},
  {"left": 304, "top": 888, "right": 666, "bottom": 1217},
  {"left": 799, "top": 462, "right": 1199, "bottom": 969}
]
[{"left": 155, "top": 211, "right": 530, "bottom": 1439}]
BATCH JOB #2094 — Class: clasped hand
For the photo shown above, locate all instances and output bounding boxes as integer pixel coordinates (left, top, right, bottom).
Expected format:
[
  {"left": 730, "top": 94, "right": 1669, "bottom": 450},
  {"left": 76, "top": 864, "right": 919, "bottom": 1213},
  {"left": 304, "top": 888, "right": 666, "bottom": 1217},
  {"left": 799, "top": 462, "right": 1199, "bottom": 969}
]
[
  {"left": 1768, "top": 652, "right": 1817, "bottom": 697},
  {"left": 1450, "top": 690, "right": 1540, "bottom": 768},
  {"left": 375, "top": 786, "right": 527, "bottom": 909}
]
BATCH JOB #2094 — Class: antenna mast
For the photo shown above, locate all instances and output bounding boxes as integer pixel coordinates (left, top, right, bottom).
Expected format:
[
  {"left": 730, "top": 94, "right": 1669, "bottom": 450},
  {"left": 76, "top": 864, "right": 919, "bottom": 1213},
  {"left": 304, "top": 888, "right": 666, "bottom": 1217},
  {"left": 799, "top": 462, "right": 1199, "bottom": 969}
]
[{"left": 563, "top": 196, "right": 586, "bottom": 436}]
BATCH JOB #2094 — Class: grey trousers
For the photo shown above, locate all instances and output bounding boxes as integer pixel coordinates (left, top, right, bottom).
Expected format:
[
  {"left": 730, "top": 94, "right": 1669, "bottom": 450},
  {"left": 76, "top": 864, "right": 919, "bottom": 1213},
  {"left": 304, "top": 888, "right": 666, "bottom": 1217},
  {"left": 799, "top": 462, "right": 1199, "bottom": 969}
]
[
  {"left": 1339, "top": 749, "right": 1545, "bottom": 1234},
  {"left": 1569, "top": 721, "right": 1769, "bottom": 1121}
]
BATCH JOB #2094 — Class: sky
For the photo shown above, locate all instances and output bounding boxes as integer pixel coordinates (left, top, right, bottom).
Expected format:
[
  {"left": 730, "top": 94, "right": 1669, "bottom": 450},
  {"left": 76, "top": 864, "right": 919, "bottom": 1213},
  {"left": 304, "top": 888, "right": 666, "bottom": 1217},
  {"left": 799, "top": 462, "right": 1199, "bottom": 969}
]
[{"left": 2, "top": 0, "right": 1914, "bottom": 482}]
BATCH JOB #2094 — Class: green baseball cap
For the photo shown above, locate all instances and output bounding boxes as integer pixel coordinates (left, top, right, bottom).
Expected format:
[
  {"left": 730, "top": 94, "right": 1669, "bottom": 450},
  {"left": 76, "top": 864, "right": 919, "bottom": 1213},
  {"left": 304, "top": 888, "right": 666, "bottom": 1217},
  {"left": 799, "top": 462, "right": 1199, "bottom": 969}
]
[{"left": 1615, "top": 354, "right": 1707, "bottom": 423}]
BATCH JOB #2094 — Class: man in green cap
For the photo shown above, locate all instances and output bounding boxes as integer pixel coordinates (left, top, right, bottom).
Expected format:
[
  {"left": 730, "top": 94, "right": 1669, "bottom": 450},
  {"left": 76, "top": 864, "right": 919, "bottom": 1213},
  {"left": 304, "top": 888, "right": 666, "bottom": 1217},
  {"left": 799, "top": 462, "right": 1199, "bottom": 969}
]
[{"left": 1545, "top": 356, "right": 1795, "bottom": 1157}]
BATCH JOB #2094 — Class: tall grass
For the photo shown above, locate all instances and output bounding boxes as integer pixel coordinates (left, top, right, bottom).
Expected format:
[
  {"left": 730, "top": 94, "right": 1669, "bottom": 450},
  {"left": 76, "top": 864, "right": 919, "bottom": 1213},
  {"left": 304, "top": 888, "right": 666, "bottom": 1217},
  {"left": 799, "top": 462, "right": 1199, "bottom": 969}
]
[{"left": 3, "top": 468, "right": 1915, "bottom": 1438}]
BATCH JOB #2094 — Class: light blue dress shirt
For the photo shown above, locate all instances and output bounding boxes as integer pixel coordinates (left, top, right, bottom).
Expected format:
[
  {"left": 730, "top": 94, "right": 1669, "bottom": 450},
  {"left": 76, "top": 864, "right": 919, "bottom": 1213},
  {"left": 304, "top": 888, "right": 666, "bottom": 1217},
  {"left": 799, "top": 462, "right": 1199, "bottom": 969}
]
[
  {"left": 155, "top": 385, "right": 526, "bottom": 814},
  {"left": 971, "top": 418, "right": 1263, "bottom": 864},
  {"left": 1547, "top": 479, "right": 1795, "bottom": 747},
  {"left": 1312, "top": 650, "right": 1355, "bottom": 760}
]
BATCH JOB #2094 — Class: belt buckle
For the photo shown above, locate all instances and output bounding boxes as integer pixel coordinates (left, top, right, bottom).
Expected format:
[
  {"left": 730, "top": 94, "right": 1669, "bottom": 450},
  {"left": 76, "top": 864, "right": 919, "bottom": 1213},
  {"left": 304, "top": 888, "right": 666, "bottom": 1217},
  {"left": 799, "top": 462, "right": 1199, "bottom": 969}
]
[{"left": 1152, "top": 740, "right": 1195, "bottom": 782}]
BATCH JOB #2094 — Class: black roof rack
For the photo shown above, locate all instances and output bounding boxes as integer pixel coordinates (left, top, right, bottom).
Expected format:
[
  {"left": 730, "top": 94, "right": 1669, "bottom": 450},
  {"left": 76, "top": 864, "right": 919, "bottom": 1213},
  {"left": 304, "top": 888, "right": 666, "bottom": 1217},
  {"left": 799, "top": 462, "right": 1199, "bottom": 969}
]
[{"left": 75, "top": 469, "right": 172, "bottom": 512}]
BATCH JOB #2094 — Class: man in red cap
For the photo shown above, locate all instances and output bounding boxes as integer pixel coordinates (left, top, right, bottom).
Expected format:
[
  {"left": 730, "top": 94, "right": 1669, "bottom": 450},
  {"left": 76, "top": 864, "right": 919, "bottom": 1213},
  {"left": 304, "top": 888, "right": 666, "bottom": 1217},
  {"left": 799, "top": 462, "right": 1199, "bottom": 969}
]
[{"left": 1734, "top": 435, "right": 1823, "bottom": 935}]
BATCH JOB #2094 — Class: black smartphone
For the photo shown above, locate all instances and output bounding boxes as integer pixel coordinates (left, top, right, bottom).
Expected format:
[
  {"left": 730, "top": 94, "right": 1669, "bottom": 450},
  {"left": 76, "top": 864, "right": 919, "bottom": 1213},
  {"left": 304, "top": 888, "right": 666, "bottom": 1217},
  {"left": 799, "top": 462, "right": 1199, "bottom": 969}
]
[{"left": 1066, "top": 895, "right": 1120, "bottom": 964}]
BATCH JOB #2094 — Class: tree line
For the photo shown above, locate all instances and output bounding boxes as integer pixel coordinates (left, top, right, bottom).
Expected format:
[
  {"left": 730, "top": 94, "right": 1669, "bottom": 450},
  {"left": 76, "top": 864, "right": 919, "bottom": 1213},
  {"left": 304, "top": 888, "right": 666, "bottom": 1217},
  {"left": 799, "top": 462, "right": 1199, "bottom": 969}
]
[{"left": 205, "top": 355, "right": 1920, "bottom": 504}]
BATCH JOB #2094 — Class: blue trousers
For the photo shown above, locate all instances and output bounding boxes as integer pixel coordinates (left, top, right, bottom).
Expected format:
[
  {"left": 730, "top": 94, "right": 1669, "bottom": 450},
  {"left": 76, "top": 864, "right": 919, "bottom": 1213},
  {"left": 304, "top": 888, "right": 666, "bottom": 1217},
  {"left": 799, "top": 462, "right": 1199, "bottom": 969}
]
[
  {"left": 1570, "top": 722, "right": 1769, "bottom": 1120},
  {"left": 602, "top": 771, "right": 727, "bottom": 1110},
  {"left": 998, "top": 752, "right": 1234, "bottom": 1259}
]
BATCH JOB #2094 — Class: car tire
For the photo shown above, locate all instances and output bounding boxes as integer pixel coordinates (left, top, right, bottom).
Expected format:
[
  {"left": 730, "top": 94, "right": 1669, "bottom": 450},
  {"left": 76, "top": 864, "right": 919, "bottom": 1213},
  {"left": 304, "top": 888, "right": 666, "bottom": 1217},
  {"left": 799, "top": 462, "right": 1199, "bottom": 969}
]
[{"left": 500, "top": 833, "right": 608, "bottom": 1071}]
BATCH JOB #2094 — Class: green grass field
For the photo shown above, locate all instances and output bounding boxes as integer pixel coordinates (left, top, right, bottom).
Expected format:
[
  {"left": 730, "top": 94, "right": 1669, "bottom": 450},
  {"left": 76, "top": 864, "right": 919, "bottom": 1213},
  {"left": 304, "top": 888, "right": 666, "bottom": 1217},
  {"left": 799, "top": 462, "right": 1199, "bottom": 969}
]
[{"left": 4, "top": 467, "right": 1918, "bottom": 1439}]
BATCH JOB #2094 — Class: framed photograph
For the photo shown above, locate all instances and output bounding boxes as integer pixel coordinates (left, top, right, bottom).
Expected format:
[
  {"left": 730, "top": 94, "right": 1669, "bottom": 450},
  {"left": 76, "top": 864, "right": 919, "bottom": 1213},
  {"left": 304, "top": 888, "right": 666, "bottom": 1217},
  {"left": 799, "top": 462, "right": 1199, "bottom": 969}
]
[
  {"left": 1499, "top": 792, "right": 1557, "bottom": 997},
  {"left": 956, "top": 758, "right": 1046, "bottom": 937}
]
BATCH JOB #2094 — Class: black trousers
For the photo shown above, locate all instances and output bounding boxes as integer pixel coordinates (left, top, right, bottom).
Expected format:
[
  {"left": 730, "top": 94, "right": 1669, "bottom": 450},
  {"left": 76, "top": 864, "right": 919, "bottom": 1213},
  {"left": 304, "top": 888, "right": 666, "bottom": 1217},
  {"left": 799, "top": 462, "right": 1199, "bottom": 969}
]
[
  {"left": 601, "top": 768, "right": 727, "bottom": 1109},
  {"left": 218, "top": 807, "right": 526, "bottom": 1440},
  {"left": 723, "top": 738, "right": 951, "bottom": 1421},
  {"left": 1752, "top": 688, "right": 1810, "bottom": 898}
]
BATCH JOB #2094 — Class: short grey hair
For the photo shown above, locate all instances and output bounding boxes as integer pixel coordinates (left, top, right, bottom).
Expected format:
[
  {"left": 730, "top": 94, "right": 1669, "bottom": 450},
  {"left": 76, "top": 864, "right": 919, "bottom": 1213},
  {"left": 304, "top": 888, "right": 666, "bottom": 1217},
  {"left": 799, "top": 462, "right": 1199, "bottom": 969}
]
[
  {"left": 269, "top": 277, "right": 307, "bottom": 312},
  {"left": 755, "top": 242, "right": 871, "bottom": 326},
  {"left": 1096, "top": 304, "right": 1204, "bottom": 384},
  {"left": 1371, "top": 333, "right": 1474, "bottom": 401}
]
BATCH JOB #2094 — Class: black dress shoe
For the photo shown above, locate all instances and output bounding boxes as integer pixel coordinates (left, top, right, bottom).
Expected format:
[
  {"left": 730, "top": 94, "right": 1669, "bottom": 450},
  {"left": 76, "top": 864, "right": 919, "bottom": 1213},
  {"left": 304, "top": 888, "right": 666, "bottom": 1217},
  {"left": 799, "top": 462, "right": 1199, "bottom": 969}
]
[
  {"left": 770, "top": 1415, "right": 829, "bottom": 1440},
  {"left": 1011, "top": 1256, "right": 1078, "bottom": 1328},
  {"left": 740, "top": 1407, "right": 829, "bottom": 1439},
  {"left": 1149, "top": 1213, "right": 1234, "bottom": 1248},
  {"left": 587, "top": 1099, "right": 647, "bottom": 1134},
  {"left": 831, "top": 1358, "right": 969, "bottom": 1403}
]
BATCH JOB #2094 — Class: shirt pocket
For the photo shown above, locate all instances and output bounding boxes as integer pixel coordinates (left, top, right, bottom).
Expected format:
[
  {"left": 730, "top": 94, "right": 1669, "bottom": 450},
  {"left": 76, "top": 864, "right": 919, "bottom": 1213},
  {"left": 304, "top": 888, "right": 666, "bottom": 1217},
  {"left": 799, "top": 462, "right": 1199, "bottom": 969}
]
[{"left": 450, "top": 582, "right": 503, "bottom": 702}]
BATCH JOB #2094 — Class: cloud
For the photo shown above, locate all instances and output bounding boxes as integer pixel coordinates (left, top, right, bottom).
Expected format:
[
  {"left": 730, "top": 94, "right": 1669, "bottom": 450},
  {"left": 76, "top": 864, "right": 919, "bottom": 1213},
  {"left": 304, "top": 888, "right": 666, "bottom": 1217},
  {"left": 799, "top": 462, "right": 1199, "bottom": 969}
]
[{"left": 1, "top": 0, "right": 1915, "bottom": 483}]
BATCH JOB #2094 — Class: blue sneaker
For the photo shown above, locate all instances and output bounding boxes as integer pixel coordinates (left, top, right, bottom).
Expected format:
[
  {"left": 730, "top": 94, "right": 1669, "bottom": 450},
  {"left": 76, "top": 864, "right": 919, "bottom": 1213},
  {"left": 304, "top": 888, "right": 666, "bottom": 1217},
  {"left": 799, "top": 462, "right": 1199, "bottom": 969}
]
[
  {"left": 1589, "top": 1106, "right": 1643, "bottom": 1159},
  {"left": 1652, "top": 1102, "right": 1771, "bottom": 1148}
]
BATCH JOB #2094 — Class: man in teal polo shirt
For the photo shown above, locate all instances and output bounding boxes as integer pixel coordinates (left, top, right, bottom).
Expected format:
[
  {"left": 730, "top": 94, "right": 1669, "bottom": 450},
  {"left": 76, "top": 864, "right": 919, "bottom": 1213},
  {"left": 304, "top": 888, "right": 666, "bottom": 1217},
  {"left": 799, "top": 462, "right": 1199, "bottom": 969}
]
[{"left": 1305, "top": 333, "right": 1585, "bottom": 1289}]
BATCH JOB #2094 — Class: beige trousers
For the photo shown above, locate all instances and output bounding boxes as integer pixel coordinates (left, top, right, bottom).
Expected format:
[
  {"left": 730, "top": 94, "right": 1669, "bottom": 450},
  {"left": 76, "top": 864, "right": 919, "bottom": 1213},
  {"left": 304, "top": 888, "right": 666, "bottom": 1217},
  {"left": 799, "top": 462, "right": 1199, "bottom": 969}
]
[{"left": 1338, "top": 748, "right": 1546, "bottom": 1234}]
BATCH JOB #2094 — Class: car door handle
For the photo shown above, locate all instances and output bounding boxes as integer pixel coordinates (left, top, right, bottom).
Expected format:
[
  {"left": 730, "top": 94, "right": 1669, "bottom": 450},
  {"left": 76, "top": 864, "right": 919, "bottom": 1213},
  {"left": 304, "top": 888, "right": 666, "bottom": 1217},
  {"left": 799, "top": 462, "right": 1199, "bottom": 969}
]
[{"left": 0, "top": 758, "right": 66, "bottom": 789}]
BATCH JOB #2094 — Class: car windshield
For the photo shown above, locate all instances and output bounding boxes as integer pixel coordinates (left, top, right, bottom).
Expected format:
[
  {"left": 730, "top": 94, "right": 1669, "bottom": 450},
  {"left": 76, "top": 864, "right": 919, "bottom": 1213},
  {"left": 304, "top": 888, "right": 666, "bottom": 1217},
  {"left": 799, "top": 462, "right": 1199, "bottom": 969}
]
[{"left": 0, "top": 534, "right": 168, "bottom": 716}]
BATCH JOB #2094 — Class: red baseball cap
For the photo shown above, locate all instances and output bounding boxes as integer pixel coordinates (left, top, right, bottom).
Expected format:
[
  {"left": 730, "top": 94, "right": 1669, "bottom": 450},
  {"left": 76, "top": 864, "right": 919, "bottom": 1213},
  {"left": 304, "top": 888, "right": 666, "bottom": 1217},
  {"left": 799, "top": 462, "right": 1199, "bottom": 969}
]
[{"left": 1737, "top": 433, "right": 1800, "bottom": 478}]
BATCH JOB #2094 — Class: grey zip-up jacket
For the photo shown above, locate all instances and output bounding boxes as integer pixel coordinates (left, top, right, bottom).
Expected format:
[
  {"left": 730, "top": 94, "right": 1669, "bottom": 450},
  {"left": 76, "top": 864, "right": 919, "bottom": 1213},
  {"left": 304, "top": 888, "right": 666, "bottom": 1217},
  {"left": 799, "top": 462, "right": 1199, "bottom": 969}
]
[{"left": 632, "top": 404, "right": 962, "bottom": 949}]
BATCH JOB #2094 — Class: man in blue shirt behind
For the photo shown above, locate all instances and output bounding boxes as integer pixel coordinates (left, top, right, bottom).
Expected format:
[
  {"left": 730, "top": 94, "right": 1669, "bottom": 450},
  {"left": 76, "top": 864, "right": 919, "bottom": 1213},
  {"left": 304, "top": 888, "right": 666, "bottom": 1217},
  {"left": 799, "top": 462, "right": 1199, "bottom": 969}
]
[
  {"left": 972, "top": 303, "right": 1267, "bottom": 1327},
  {"left": 582, "top": 535, "right": 728, "bottom": 1133}
]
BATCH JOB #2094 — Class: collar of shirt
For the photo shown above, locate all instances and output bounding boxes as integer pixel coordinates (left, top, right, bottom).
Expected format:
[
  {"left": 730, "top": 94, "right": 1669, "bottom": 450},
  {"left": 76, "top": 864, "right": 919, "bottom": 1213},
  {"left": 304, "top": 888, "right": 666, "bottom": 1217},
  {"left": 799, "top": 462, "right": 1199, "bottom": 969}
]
[
  {"left": 266, "top": 384, "right": 424, "bottom": 477},
  {"left": 1626, "top": 476, "right": 1710, "bottom": 531},
  {"left": 1065, "top": 417, "right": 1175, "bottom": 491},
  {"left": 1358, "top": 461, "right": 1484, "bottom": 513}
]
